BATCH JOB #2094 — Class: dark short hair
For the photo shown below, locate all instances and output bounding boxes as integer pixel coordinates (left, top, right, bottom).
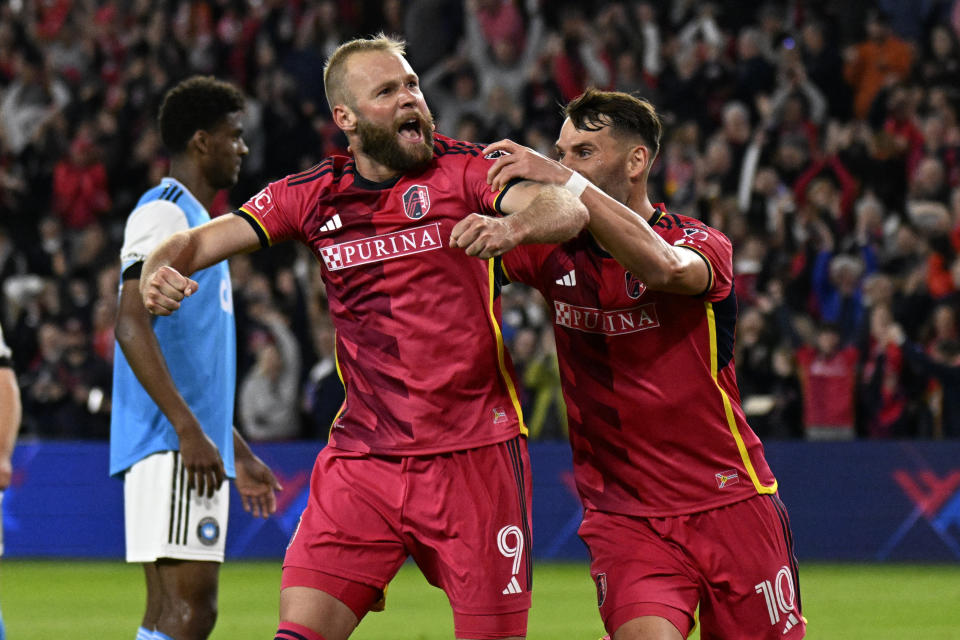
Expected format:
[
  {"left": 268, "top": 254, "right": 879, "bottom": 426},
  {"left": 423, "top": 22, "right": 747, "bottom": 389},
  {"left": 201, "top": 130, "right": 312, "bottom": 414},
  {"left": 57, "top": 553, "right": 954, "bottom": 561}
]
[
  {"left": 158, "top": 76, "right": 245, "bottom": 153},
  {"left": 564, "top": 88, "right": 662, "bottom": 157}
]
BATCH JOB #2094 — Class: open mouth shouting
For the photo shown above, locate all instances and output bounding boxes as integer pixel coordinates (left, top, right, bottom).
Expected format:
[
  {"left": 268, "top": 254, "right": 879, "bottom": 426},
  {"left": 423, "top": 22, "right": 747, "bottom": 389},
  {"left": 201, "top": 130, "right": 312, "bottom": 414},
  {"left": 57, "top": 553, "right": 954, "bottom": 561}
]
[{"left": 398, "top": 115, "right": 426, "bottom": 144}]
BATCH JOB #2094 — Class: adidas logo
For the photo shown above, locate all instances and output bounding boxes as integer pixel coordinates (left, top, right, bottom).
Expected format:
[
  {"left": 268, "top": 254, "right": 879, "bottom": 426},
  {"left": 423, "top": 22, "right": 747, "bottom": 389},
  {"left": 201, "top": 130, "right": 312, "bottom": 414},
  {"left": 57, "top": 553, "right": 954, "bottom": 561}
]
[
  {"left": 502, "top": 575, "right": 522, "bottom": 595},
  {"left": 320, "top": 215, "right": 343, "bottom": 233},
  {"left": 782, "top": 613, "right": 799, "bottom": 634},
  {"left": 555, "top": 270, "right": 576, "bottom": 287}
]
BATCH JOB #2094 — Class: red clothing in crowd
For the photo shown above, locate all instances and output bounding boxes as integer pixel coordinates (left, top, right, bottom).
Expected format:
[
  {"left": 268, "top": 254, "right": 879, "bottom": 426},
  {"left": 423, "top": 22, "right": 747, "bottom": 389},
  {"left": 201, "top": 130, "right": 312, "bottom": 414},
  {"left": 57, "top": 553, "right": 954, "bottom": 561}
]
[
  {"left": 52, "top": 147, "right": 111, "bottom": 230},
  {"left": 795, "top": 344, "right": 859, "bottom": 430}
]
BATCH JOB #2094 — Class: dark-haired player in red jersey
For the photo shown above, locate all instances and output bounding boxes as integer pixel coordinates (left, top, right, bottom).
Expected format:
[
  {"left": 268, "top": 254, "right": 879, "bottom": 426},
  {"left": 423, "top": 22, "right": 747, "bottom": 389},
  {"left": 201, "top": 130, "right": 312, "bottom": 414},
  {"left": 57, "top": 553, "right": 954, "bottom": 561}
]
[
  {"left": 139, "top": 34, "right": 588, "bottom": 640},
  {"left": 473, "top": 89, "right": 806, "bottom": 640}
]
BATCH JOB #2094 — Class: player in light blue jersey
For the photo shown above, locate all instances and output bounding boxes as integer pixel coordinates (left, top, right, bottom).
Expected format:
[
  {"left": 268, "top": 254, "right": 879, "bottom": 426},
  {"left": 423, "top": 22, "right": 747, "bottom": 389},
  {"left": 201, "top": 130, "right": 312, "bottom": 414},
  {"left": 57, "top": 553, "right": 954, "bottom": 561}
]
[
  {"left": 110, "top": 76, "right": 281, "bottom": 640},
  {"left": 0, "top": 323, "right": 21, "bottom": 640}
]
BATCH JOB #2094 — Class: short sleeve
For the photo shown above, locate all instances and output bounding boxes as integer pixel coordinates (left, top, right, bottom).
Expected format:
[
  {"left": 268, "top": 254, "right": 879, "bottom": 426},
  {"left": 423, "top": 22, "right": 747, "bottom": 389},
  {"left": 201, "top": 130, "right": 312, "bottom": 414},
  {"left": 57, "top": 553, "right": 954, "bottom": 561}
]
[
  {"left": 0, "top": 323, "right": 11, "bottom": 362},
  {"left": 502, "top": 245, "right": 539, "bottom": 286},
  {"left": 236, "top": 176, "right": 308, "bottom": 247},
  {"left": 501, "top": 243, "right": 560, "bottom": 291},
  {"left": 665, "top": 219, "right": 733, "bottom": 302},
  {"left": 120, "top": 200, "right": 189, "bottom": 271},
  {"left": 461, "top": 149, "right": 503, "bottom": 216}
]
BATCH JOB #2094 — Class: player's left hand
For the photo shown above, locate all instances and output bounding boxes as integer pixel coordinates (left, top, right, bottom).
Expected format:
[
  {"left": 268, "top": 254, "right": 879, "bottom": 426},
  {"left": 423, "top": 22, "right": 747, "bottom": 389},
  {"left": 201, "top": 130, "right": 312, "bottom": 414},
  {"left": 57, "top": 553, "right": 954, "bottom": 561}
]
[
  {"left": 235, "top": 454, "right": 282, "bottom": 518},
  {"left": 484, "top": 139, "right": 570, "bottom": 192},
  {"left": 450, "top": 213, "right": 519, "bottom": 259}
]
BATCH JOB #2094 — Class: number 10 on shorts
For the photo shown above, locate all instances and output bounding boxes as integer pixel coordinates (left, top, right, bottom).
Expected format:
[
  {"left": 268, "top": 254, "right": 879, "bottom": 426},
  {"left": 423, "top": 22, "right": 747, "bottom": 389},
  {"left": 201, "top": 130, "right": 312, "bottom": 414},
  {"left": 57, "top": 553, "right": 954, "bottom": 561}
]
[{"left": 754, "top": 565, "right": 800, "bottom": 629}]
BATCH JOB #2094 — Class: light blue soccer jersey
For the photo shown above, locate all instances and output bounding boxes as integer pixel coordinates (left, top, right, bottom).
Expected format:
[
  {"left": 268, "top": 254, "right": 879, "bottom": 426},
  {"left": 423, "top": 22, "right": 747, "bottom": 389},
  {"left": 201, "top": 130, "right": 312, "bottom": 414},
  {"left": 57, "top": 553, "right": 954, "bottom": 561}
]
[{"left": 110, "top": 178, "right": 236, "bottom": 477}]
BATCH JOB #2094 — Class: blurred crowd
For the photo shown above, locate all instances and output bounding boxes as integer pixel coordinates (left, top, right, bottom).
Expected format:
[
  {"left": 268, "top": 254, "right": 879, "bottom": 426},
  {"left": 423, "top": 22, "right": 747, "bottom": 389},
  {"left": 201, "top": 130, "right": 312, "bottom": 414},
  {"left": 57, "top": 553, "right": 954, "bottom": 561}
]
[{"left": 3, "top": 0, "right": 960, "bottom": 442}]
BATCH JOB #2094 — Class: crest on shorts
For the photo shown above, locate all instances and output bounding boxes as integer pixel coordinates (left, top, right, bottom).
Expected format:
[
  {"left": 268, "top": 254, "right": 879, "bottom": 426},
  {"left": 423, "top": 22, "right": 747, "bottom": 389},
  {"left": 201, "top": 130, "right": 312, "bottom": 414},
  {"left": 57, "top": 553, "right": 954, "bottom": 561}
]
[
  {"left": 402, "top": 185, "right": 431, "bottom": 219},
  {"left": 596, "top": 572, "right": 608, "bottom": 607},
  {"left": 625, "top": 271, "right": 646, "bottom": 299},
  {"left": 197, "top": 517, "right": 221, "bottom": 546}
]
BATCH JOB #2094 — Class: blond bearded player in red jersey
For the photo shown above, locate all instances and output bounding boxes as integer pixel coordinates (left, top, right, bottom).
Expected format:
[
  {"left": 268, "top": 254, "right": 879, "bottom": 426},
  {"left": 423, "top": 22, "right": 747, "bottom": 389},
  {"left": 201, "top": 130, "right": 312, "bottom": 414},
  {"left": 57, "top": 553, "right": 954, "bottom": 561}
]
[
  {"left": 471, "top": 89, "right": 805, "bottom": 640},
  {"left": 139, "top": 35, "right": 588, "bottom": 640}
]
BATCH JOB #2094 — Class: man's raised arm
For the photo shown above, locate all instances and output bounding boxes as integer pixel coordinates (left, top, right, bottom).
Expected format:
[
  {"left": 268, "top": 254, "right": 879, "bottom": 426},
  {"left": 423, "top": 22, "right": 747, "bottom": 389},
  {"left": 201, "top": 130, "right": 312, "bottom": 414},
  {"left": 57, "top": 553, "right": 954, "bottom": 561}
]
[
  {"left": 449, "top": 180, "right": 588, "bottom": 259},
  {"left": 141, "top": 214, "right": 260, "bottom": 315},
  {"left": 483, "top": 138, "right": 708, "bottom": 295}
]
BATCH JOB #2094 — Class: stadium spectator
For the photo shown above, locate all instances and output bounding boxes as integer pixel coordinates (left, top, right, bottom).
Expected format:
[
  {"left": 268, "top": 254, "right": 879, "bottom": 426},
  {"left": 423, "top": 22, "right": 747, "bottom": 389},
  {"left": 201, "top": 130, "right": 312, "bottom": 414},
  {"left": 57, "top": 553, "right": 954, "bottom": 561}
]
[
  {"left": 110, "top": 76, "right": 280, "bottom": 640},
  {"left": 0, "top": 322, "right": 21, "bottom": 640},
  {"left": 549, "top": 7, "right": 611, "bottom": 103},
  {"left": 463, "top": 0, "right": 545, "bottom": 106},
  {"left": 484, "top": 89, "right": 804, "bottom": 639},
  {"left": 857, "top": 303, "right": 910, "bottom": 438},
  {"left": 420, "top": 56, "right": 485, "bottom": 137},
  {"left": 800, "top": 19, "right": 851, "bottom": 120},
  {"left": 844, "top": 10, "right": 914, "bottom": 120},
  {"left": 796, "top": 322, "right": 859, "bottom": 440},
  {"left": 893, "top": 321, "right": 960, "bottom": 438},
  {"left": 301, "top": 313, "right": 343, "bottom": 440},
  {"left": 51, "top": 132, "right": 112, "bottom": 230},
  {"left": 140, "top": 34, "right": 588, "bottom": 640},
  {"left": 239, "top": 307, "right": 302, "bottom": 441},
  {"left": 0, "top": 45, "right": 69, "bottom": 156},
  {"left": 917, "top": 23, "right": 960, "bottom": 90}
]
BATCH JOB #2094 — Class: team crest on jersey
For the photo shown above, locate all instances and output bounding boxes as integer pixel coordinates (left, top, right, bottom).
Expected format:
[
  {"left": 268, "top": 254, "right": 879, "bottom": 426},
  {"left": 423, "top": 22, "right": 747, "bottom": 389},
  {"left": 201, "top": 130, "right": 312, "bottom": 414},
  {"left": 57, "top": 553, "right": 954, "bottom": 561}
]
[
  {"left": 197, "top": 517, "right": 220, "bottom": 546},
  {"left": 715, "top": 469, "right": 740, "bottom": 489},
  {"left": 596, "top": 573, "right": 608, "bottom": 607},
  {"left": 402, "top": 184, "right": 431, "bottom": 219},
  {"left": 675, "top": 226, "right": 710, "bottom": 246},
  {"left": 624, "top": 271, "right": 646, "bottom": 299}
]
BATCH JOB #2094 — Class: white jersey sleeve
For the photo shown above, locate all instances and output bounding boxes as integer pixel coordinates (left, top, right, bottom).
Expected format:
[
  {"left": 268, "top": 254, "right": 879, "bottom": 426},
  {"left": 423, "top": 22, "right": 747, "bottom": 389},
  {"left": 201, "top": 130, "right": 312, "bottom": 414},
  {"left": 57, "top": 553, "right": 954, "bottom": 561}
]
[
  {"left": 0, "top": 323, "right": 10, "bottom": 360},
  {"left": 120, "top": 200, "right": 189, "bottom": 271}
]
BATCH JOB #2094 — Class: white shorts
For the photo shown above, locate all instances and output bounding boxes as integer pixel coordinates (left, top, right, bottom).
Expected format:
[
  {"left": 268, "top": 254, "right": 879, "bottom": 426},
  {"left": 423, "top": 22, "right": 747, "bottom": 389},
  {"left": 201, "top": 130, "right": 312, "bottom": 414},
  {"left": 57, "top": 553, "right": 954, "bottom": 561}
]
[{"left": 124, "top": 450, "right": 230, "bottom": 563}]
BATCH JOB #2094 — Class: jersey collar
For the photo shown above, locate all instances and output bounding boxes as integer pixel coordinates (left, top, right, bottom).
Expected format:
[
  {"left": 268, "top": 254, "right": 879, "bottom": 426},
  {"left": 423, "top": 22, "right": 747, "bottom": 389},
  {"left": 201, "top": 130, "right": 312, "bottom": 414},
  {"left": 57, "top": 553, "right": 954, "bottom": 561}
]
[
  {"left": 649, "top": 203, "right": 667, "bottom": 226},
  {"left": 350, "top": 168, "right": 402, "bottom": 190}
]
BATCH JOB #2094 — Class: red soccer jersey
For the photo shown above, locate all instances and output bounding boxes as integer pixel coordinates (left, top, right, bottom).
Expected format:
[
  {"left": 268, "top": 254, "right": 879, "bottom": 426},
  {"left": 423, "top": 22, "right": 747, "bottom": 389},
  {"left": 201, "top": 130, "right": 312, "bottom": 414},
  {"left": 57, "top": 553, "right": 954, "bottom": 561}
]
[
  {"left": 236, "top": 135, "right": 526, "bottom": 455},
  {"left": 795, "top": 344, "right": 858, "bottom": 428},
  {"left": 503, "top": 206, "right": 778, "bottom": 517}
]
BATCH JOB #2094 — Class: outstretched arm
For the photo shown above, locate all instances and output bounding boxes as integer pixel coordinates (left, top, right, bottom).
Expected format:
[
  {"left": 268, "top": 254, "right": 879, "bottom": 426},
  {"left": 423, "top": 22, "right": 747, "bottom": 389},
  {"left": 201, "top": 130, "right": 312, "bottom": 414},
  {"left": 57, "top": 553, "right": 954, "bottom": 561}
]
[
  {"left": 483, "top": 139, "right": 709, "bottom": 294},
  {"left": 449, "top": 180, "right": 588, "bottom": 259},
  {"left": 141, "top": 214, "right": 260, "bottom": 315}
]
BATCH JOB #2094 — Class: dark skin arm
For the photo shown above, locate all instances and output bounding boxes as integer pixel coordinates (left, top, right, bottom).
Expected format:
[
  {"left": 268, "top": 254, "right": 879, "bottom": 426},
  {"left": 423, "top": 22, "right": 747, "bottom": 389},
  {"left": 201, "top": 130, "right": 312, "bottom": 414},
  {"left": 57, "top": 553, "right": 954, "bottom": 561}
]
[
  {"left": 232, "top": 427, "right": 282, "bottom": 518},
  {"left": 115, "top": 277, "right": 224, "bottom": 497},
  {"left": 0, "top": 365, "right": 20, "bottom": 490}
]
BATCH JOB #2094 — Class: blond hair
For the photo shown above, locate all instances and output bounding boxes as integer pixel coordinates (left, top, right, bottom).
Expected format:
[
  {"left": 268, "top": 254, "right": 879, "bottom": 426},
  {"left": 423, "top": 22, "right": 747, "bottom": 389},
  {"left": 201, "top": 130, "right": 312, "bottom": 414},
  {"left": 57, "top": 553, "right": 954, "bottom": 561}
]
[{"left": 323, "top": 33, "right": 407, "bottom": 110}]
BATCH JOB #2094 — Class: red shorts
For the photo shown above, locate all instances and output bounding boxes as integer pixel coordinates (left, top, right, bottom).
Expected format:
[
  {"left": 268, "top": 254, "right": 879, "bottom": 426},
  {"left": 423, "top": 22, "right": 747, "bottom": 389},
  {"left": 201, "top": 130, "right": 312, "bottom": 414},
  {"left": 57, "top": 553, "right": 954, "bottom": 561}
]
[
  {"left": 283, "top": 437, "right": 533, "bottom": 639},
  {"left": 580, "top": 494, "right": 805, "bottom": 640}
]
